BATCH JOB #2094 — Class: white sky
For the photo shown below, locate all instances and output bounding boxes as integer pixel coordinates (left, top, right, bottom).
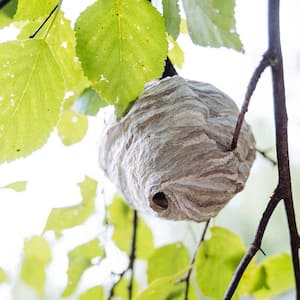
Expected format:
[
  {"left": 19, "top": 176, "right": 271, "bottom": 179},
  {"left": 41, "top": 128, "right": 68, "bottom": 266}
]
[{"left": 0, "top": 0, "right": 300, "bottom": 299}]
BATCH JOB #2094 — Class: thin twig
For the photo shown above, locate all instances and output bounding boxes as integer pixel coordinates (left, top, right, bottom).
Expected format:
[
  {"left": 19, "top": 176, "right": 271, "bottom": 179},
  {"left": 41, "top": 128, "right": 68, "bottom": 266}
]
[
  {"left": 256, "top": 147, "right": 277, "bottom": 165},
  {"left": 108, "top": 210, "right": 138, "bottom": 300},
  {"left": 223, "top": 190, "right": 281, "bottom": 299},
  {"left": 178, "top": 220, "right": 210, "bottom": 300},
  {"left": 231, "top": 53, "right": 270, "bottom": 150},
  {"left": 29, "top": 3, "right": 59, "bottom": 39}
]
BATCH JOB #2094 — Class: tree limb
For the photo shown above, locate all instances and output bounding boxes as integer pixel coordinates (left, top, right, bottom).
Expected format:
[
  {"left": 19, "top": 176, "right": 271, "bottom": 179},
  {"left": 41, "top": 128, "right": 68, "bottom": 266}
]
[{"left": 225, "top": 0, "right": 300, "bottom": 298}]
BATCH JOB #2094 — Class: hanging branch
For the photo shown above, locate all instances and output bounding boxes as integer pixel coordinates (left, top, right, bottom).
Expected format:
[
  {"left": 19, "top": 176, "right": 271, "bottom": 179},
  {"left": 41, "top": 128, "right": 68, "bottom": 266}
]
[
  {"left": 108, "top": 210, "right": 138, "bottom": 300},
  {"left": 180, "top": 220, "right": 210, "bottom": 300},
  {"left": 224, "top": 0, "right": 300, "bottom": 298}
]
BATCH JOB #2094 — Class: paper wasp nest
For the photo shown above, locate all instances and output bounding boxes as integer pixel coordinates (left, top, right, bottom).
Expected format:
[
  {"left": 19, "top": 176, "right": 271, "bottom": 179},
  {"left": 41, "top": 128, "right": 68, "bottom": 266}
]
[{"left": 99, "top": 76, "right": 256, "bottom": 222}]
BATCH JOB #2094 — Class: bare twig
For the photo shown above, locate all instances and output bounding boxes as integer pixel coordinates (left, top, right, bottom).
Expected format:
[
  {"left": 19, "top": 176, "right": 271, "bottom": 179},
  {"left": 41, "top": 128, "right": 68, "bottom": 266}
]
[
  {"left": 108, "top": 210, "right": 138, "bottom": 300},
  {"left": 256, "top": 147, "right": 277, "bottom": 165},
  {"left": 225, "top": 0, "right": 300, "bottom": 298},
  {"left": 223, "top": 190, "right": 281, "bottom": 299},
  {"left": 231, "top": 53, "right": 269, "bottom": 150},
  {"left": 178, "top": 220, "right": 210, "bottom": 300}
]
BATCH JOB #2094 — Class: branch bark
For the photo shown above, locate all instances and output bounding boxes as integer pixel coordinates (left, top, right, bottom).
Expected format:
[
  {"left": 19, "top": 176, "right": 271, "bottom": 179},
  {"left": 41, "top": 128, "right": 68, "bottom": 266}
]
[{"left": 224, "top": 0, "right": 300, "bottom": 298}]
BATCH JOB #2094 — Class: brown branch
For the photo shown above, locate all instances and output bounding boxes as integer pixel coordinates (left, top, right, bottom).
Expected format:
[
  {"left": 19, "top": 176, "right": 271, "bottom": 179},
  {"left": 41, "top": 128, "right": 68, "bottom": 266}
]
[
  {"left": 231, "top": 53, "right": 269, "bottom": 150},
  {"left": 177, "top": 220, "right": 210, "bottom": 299},
  {"left": 223, "top": 189, "right": 281, "bottom": 299},
  {"left": 108, "top": 210, "right": 138, "bottom": 300},
  {"left": 225, "top": 0, "right": 300, "bottom": 298}
]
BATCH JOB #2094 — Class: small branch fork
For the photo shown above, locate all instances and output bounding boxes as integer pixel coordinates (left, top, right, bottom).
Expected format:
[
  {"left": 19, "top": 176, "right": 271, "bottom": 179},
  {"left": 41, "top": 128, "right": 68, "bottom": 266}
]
[
  {"left": 225, "top": 0, "right": 300, "bottom": 298},
  {"left": 108, "top": 210, "right": 138, "bottom": 300}
]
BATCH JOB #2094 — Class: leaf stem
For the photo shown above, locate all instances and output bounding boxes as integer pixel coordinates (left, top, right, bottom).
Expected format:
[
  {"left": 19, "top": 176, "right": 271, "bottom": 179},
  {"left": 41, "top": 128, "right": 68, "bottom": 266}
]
[{"left": 29, "top": 1, "right": 62, "bottom": 39}]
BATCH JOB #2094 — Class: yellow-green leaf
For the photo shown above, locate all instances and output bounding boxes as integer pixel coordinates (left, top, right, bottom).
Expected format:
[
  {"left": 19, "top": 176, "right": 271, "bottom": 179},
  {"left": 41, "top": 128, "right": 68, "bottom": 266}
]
[
  {"left": 108, "top": 194, "right": 154, "bottom": 259},
  {"left": 1, "top": 180, "right": 27, "bottom": 192},
  {"left": 0, "top": 267, "right": 8, "bottom": 283},
  {"left": 75, "top": 0, "right": 168, "bottom": 116},
  {"left": 44, "top": 176, "right": 97, "bottom": 232},
  {"left": 182, "top": 0, "right": 243, "bottom": 51},
  {"left": 62, "top": 238, "right": 104, "bottom": 297},
  {"left": 168, "top": 35, "right": 184, "bottom": 68},
  {"left": 18, "top": 12, "right": 89, "bottom": 101},
  {"left": 195, "top": 226, "right": 245, "bottom": 300},
  {"left": 57, "top": 109, "right": 88, "bottom": 146},
  {"left": 148, "top": 242, "right": 189, "bottom": 283},
  {"left": 114, "top": 277, "right": 139, "bottom": 300},
  {"left": 20, "top": 236, "right": 51, "bottom": 295},
  {"left": 14, "top": 0, "right": 58, "bottom": 20},
  {"left": 0, "top": 39, "right": 64, "bottom": 162},
  {"left": 134, "top": 268, "right": 188, "bottom": 300},
  {"left": 79, "top": 286, "right": 105, "bottom": 300},
  {"left": 254, "top": 253, "right": 295, "bottom": 300}
]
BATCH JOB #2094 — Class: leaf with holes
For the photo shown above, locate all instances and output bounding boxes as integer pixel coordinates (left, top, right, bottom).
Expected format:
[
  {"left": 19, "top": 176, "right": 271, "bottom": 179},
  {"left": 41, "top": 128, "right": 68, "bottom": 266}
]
[
  {"left": 57, "top": 109, "right": 88, "bottom": 146},
  {"left": 0, "top": 39, "right": 64, "bottom": 162},
  {"left": 20, "top": 236, "right": 51, "bottom": 295},
  {"left": 62, "top": 238, "right": 104, "bottom": 297},
  {"left": 75, "top": 0, "right": 168, "bottom": 116},
  {"left": 182, "top": 0, "right": 243, "bottom": 51},
  {"left": 44, "top": 176, "right": 97, "bottom": 233}
]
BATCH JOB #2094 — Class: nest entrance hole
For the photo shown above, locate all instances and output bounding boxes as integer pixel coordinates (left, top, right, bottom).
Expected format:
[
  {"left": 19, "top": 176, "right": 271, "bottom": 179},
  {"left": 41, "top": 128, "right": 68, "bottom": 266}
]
[{"left": 151, "top": 192, "right": 169, "bottom": 211}]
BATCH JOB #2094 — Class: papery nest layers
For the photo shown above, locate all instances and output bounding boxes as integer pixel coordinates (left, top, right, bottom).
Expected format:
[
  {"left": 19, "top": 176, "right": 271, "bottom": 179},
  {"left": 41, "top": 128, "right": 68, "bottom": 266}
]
[{"left": 99, "top": 76, "right": 256, "bottom": 222}]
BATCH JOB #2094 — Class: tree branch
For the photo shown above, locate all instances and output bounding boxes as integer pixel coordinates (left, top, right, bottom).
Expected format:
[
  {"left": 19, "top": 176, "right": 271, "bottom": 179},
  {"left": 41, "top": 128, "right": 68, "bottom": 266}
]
[
  {"left": 177, "top": 220, "right": 210, "bottom": 299},
  {"left": 223, "top": 189, "right": 281, "bottom": 299},
  {"left": 108, "top": 210, "right": 138, "bottom": 300},
  {"left": 225, "top": 0, "right": 300, "bottom": 298},
  {"left": 231, "top": 53, "right": 269, "bottom": 150}
]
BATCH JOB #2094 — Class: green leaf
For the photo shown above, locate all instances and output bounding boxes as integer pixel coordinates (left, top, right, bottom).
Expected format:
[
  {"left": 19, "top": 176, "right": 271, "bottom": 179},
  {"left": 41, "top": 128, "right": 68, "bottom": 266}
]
[
  {"left": 1, "top": 180, "right": 27, "bottom": 192},
  {"left": 44, "top": 176, "right": 97, "bottom": 233},
  {"left": 18, "top": 12, "right": 89, "bottom": 101},
  {"left": 108, "top": 194, "right": 154, "bottom": 259},
  {"left": 195, "top": 226, "right": 245, "bottom": 300},
  {"left": 182, "top": 0, "right": 243, "bottom": 51},
  {"left": 75, "top": 0, "right": 168, "bottom": 116},
  {"left": 254, "top": 253, "right": 294, "bottom": 300},
  {"left": 0, "top": 267, "right": 8, "bottom": 283},
  {"left": 0, "top": 0, "right": 18, "bottom": 29},
  {"left": 73, "top": 87, "right": 108, "bottom": 116},
  {"left": 57, "top": 109, "right": 88, "bottom": 146},
  {"left": 148, "top": 242, "right": 189, "bottom": 283},
  {"left": 162, "top": 0, "right": 181, "bottom": 39},
  {"left": 14, "top": 0, "right": 58, "bottom": 20},
  {"left": 20, "top": 236, "right": 51, "bottom": 295},
  {"left": 62, "top": 238, "right": 105, "bottom": 297},
  {"left": 168, "top": 35, "right": 184, "bottom": 68},
  {"left": 79, "top": 286, "right": 105, "bottom": 300},
  {"left": 114, "top": 277, "right": 139, "bottom": 300},
  {"left": 134, "top": 268, "right": 188, "bottom": 300},
  {"left": 0, "top": 39, "right": 64, "bottom": 162}
]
